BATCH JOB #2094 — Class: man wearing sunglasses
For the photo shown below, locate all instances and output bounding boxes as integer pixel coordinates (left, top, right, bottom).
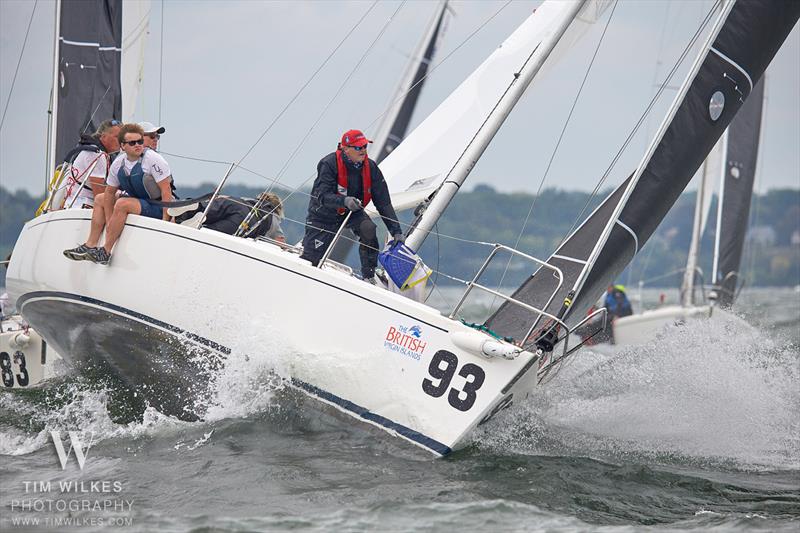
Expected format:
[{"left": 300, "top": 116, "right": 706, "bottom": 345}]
[
  {"left": 63, "top": 123, "right": 173, "bottom": 265},
  {"left": 138, "top": 121, "right": 165, "bottom": 151},
  {"left": 62, "top": 119, "right": 121, "bottom": 209},
  {"left": 300, "top": 129, "right": 404, "bottom": 283}
]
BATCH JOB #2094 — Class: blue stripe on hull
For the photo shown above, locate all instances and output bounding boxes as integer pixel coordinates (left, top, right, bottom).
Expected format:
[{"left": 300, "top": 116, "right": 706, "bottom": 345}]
[{"left": 17, "top": 291, "right": 451, "bottom": 456}]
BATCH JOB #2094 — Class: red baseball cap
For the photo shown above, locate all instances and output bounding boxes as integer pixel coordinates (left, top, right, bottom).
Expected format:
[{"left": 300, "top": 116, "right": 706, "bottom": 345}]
[{"left": 341, "top": 129, "right": 372, "bottom": 148}]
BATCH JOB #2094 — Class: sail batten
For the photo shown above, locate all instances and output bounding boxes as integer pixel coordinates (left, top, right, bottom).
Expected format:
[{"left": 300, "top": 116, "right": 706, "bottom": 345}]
[
  {"left": 51, "top": 0, "right": 123, "bottom": 164},
  {"left": 486, "top": 0, "right": 800, "bottom": 345}
]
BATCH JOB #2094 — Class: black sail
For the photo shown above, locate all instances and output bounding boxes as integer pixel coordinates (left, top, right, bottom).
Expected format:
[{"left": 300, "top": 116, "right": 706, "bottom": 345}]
[
  {"left": 712, "top": 77, "right": 765, "bottom": 307},
  {"left": 55, "top": 0, "right": 123, "bottom": 163},
  {"left": 486, "top": 0, "right": 799, "bottom": 346},
  {"left": 373, "top": 2, "right": 449, "bottom": 164}
]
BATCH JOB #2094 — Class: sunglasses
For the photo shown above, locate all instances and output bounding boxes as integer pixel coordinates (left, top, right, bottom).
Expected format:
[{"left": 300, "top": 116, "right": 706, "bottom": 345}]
[
  {"left": 123, "top": 138, "right": 145, "bottom": 146},
  {"left": 110, "top": 119, "right": 121, "bottom": 126},
  {"left": 145, "top": 133, "right": 160, "bottom": 140},
  {"left": 347, "top": 145, "right": 367, "bottom": 152}
]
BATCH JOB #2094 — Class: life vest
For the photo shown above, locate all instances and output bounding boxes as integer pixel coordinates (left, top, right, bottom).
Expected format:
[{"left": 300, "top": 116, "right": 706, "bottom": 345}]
[
  {"left": 335, "top": 149, "right": 371, "bottom": 215},
  {"left": 62, "top": 135, "right": 110, "bottom": 192},
  {"left": 117, "top": 155, "right": 165, "bottom": 200}
]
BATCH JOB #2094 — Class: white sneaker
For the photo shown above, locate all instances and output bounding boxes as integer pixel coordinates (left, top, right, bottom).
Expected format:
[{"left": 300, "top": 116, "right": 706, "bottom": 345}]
[
  {"left": 180, "top": 212, "right": 205, "bottom": 229},
  {"left": 167, "top": 202, "right": 200, "bottom": 218}
]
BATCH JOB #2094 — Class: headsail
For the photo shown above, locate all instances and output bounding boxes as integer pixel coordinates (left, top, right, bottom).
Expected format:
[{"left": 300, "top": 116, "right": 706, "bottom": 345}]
[
  {"left": 486, "top": 0, "right": 799, "bottom": 346},
  {"left": 49, "top": 0, "right": 123, "bottom": 165},
  {"left": 710, "top": 77, "right": 766, "bottom": 306},
  {"left": 375, "top": 1, "right": 609, "bottom": 215}
]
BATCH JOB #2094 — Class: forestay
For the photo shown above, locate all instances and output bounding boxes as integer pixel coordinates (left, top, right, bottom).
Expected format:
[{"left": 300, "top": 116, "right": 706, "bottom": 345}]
[{"left": 486, "top": 0, "right": 800, "bottom": 347}]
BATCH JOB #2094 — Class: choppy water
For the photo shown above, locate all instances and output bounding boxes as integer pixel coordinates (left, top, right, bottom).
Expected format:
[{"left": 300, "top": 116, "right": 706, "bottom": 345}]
[{"left": 1, "top": 288, "right": 798, "bottom": 532}]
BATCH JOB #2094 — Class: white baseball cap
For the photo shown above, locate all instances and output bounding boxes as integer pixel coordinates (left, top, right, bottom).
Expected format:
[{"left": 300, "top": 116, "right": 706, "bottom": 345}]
[{"left": 138, "top": 121, "right": 165, "bottom": 134}]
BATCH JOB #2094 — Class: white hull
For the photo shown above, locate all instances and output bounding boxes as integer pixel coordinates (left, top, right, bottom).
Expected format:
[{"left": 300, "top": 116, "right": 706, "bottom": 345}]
[
  {"left": 612, "top": 304, "right": 738, "bottom": 345},
  {"left": 1, "top": 317, "right": 61, "bottom": 389},
  {"left": 7, "top": 211, "right": 542, "bottom": 455}
]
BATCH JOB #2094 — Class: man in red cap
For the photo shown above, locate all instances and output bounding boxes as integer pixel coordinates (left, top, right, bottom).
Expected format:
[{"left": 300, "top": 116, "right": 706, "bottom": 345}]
[{"left": 300, "top": 129, "right": 404, "bottom": 282}]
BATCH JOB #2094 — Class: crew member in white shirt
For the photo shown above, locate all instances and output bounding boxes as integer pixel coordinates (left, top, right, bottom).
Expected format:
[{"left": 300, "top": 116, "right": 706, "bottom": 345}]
[
  {"left": 63, "top": 123, "right": 173, "bottom": 265},
  {"left": 63, "top": 119, "right": 121, "bottom": 209}
]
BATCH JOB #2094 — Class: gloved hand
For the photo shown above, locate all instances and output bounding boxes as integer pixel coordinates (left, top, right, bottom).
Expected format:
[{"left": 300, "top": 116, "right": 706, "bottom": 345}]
[
  {"left": 343, "top": 197, "right": 363, "bottom": 211},
  {"left": 392, "top": 233, "right": 405, "bottom": 244}
]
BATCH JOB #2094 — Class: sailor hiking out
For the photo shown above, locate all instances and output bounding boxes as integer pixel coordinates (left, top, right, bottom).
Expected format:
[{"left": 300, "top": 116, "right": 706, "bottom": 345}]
[
  {"left": 63, "top": 123, "right": 174, "bottom": 265},
  {"left": 300, "top": 129, "right": 404, "bottom": 282}
]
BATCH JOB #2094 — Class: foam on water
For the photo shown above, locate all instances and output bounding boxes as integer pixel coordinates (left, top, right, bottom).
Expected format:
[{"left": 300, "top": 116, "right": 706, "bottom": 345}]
[{"left": 476, "top": 310, "right": 800, "bottom": 470}]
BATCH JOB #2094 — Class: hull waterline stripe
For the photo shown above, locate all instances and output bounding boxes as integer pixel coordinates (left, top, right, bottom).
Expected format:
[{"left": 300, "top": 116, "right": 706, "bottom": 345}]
[
  {"left": 16, "top": 290, "right": 450, "bottom": 456},
  {"left": 18, "top": 291, "right": 231, "bottom": 354},
  {"left": 290, "top": 379, "right": 451, "bottom": 456},
  {"left": 23, "top": 216, "right": 447, "bottom": 333}
]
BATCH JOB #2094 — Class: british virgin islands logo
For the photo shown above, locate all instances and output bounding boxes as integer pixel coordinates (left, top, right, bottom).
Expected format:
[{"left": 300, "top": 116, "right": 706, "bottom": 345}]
[{"left": 384, "top": 324, "right": 427, "bottom": 361}]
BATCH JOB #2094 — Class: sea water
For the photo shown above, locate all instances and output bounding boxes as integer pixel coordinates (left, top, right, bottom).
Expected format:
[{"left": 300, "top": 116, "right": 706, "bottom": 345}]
[{"left": 0, "top": 288, "right": 797, "bottom": 532}]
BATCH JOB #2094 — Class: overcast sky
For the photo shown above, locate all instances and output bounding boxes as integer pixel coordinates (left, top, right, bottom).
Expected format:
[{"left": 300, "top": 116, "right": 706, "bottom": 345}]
[{"left": 1, "top": 0, "right": 798, "bottom": 198}]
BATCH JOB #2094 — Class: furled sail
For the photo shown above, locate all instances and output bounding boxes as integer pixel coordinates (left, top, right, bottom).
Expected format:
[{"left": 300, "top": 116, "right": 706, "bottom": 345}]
[
  {"left": 52, "top": 0, "right": 123, "bottom": 163},
  {"left": 711, "top": 77, "right": 766, "bottom": 307},
  {"left": 486, "top": 0, "right": 799, "bottom": 346}
]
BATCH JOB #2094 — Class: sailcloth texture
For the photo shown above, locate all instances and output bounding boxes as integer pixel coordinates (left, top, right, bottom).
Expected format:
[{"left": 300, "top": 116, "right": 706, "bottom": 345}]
[{"left": 486, "top": 0, "right": 800, "bottom": 346}]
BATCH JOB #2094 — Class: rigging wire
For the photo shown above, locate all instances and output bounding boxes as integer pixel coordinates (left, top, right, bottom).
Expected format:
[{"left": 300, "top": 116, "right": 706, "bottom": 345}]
[
  {"left": 158, "top": 0, "right": 165, "bottom": 125},
  {"left": 0, "top": 0, "right": 38, "bottom": 133},
  {"left": 491, "top": 0, "right": 618, "bottom": 302},
  {"left": 233, "top": 1, "right": 380, "bottom": 170},
  {"left": 558, "top": 0, "right": 722, "bottom": 247},
  {"left": 265, "top": 1, "right": 407, "bottom": 201}
]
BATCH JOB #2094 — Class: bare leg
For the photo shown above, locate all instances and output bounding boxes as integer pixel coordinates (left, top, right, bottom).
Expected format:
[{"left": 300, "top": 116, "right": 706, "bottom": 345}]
[
  {"left": 102, "top": 198, "right": 141, "bottom": 253},
  {"left": 85, "top": 192, "right": 111, "bottom": 247}
]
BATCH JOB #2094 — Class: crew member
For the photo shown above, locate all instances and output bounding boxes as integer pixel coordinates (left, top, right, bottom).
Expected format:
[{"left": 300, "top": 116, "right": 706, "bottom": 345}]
[
  {"left": 62, "top": 119, "right": 121, "bottom": 209},
  {"left": 63, "top": 123, "right": 173, "bottom": 265},
  {"left": 139, "top": 121, "right": 165, "bottom": 151},
  {"left": 300, "top": 130, "right": 404, "bottom": 282}
]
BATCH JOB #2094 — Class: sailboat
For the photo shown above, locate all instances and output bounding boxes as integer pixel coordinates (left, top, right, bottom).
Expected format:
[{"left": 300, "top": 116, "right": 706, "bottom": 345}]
[
  {"left": 5, "top": 0, "right": 797, "bottom": 455},
  {"left": 1, "top": 0, "right": 149, "bottom": 390},
  {"left": 612, "top": 78, "right": 766, "bottom": 346}
]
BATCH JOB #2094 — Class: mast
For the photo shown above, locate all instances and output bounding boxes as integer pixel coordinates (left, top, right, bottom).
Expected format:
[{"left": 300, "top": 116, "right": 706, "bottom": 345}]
[
  {"left": 710, "top": 130, "right": 729, "bottom": 284},
  {"left": 46, "top": 0, "right": 62, "bottom": 179},
  {"left": 681, "top": 157, "right": 713, "bottom": 307},
  {"left": 405, "top": 0, "right": 586, "bottom": 252}
]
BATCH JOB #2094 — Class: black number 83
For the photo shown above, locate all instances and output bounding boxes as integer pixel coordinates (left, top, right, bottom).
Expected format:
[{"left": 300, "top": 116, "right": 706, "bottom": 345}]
[{"left": 422, "top": 350, "right": 485, "bottom": 412}]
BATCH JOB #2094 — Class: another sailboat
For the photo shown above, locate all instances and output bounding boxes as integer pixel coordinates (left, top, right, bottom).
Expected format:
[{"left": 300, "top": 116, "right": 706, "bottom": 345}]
[
  {"left": 5, "top": 0, "right": 797, "bottom": 455},
  {"left": 612, "top": 78, "right": 765, "bottom": 345},
  {"left": 1, "top": 0, "right": 149, "bottom": 389}
]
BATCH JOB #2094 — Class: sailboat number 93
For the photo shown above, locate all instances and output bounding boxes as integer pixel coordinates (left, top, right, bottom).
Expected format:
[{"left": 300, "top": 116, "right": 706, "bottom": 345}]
[{"left": 422, "top": 350, "right": 485, "bottom": 411}]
